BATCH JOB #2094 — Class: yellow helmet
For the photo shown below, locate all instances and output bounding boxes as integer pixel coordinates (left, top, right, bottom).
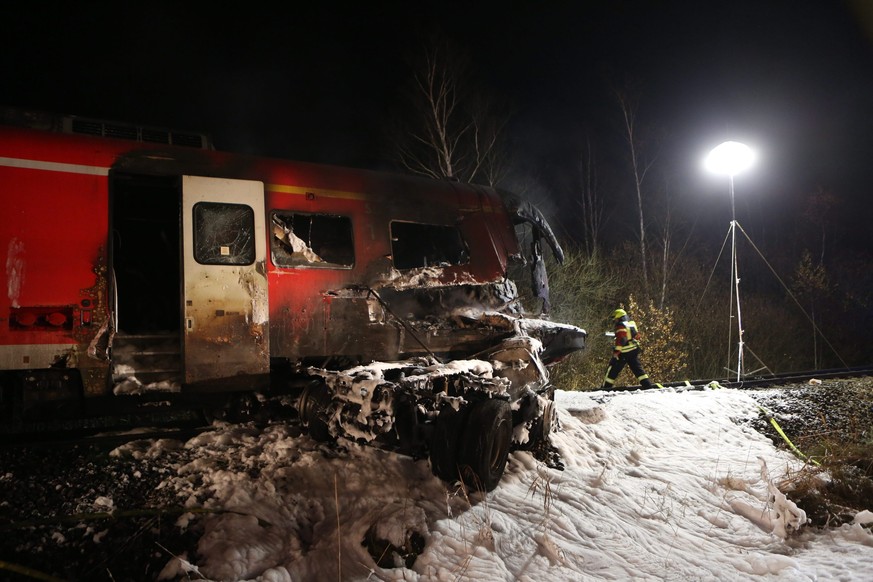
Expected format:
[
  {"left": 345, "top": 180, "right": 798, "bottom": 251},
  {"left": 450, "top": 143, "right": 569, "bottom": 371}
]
[{"left": 611, "top": 309, "right": 627, "bottom": 320}]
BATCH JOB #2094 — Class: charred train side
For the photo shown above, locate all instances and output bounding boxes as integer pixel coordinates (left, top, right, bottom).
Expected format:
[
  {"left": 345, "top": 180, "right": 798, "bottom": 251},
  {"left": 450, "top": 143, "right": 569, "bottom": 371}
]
[{"left": 0, "top": 111, "right": 586, "bottom": 490}]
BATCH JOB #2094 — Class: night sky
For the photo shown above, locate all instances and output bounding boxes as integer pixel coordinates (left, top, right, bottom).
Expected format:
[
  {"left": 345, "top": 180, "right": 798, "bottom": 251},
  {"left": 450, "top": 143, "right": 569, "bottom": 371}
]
[{"left": 4, "top": 1, "right": 873, "bottom": 248}]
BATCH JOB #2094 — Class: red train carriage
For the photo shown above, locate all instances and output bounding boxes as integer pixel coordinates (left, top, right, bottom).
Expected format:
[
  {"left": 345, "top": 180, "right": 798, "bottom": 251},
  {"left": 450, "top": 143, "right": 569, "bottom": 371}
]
[{"left": 0, "top": 110, "right": 585, "bottom": 490}]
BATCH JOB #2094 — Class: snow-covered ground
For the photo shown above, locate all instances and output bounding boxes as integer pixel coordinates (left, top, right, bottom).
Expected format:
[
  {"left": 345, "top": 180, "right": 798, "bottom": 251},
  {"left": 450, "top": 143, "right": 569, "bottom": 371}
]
[{"left": 137, "top": 386, "right": 873, "bottom": 581}]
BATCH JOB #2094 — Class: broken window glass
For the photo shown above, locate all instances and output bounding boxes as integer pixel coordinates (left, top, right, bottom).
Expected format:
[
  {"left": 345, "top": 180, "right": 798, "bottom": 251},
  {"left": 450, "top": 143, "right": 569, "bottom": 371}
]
[
  {"left": 271, "top": 212, "right": 354, "bottom": 268},
  {"left": 390, "top": 221, "right": 469, "bottom": 270},
  {"left": 193, "top": 202, "right": 256, "bottom": 265}
]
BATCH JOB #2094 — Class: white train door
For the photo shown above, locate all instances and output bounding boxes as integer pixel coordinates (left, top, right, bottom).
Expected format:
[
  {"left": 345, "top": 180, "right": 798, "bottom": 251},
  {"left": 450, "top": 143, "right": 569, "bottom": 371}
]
[{"left": 181, "top": 175, "right": 269, "bottom": 388}]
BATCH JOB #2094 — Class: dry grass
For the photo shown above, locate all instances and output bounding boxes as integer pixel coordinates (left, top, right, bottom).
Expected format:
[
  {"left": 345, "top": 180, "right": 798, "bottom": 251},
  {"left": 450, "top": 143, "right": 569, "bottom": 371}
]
[
  {"left": 751, "top": 378, "right": 873, "bottom": 529},
  {"left": 780, "top": 438, "right": 873, "bottom": 528}
]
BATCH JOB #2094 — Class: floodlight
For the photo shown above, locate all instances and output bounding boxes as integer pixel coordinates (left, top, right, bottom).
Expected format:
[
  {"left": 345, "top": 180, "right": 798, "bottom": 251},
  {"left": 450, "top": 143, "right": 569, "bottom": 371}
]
[{"left": 704, "top": 141, "right": 755, "bottom": 176}]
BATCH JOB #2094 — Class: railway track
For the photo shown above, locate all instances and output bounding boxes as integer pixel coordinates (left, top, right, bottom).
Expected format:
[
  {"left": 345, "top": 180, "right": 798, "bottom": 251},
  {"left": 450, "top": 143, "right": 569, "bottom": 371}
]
[
  {"left": 606, "top": 365, "right": 873, "bottom": 392},
  {"left": 0, "top": 391, "right": 296, "bottom": 447},
  {"left": 0, "top": 417, "right": 213, "bottom": 451}
]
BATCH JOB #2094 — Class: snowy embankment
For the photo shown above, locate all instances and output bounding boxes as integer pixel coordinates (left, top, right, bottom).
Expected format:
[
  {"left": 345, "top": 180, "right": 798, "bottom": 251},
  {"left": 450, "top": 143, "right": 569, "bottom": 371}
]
[{"left": 152, "top": 388, "right": 873, "bottom": 581}]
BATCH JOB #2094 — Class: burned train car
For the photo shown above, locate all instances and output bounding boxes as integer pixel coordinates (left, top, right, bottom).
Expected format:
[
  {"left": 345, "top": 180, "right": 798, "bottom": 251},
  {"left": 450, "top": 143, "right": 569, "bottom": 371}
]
[{"left": 0, "top": 110, "right": 586, "bottom": 490}]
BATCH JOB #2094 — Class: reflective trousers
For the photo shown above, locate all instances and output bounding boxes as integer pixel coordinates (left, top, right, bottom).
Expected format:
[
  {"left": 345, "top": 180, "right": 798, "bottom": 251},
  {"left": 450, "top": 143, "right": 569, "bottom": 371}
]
[{"left": 602, "top": 348, "right": 652, "bottom": 389}]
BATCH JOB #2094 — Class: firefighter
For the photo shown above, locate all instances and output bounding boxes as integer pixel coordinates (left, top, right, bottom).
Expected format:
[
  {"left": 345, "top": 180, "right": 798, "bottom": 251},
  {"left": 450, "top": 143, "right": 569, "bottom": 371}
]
[{"left": 602, "top": 308, "right": 653, "bottom": 389}]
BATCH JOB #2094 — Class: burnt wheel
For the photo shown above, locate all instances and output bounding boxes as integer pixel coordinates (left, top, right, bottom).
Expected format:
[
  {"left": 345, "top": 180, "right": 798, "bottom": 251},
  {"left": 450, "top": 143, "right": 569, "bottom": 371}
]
[
  {"left": 297, "top": 382, "right": 334, "bottom": 442},
  {"left": 457, "top": 398, "right": 512, "bottom": 492},
  {"left": 429, "top": 404, "right": 466, "bottom": 482},
  {"left": 518, "top": 389, "right": 556, "bottom": 451}
]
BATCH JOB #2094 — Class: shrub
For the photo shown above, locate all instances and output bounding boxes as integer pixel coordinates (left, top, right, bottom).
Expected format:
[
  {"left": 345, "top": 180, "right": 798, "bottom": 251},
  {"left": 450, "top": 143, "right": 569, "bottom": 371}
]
[{"left": 624, "top": 295, "right": 688, "bottom": 384}]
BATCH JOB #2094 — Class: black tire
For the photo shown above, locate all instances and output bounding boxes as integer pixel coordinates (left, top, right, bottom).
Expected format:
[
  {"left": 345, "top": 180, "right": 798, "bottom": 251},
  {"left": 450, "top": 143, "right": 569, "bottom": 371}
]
[
  {"left": 429, "top": 405, "right": 466, "bottom": 481},
  {"left": 457, "top": 398, "right": 512, "bottom": 492}
]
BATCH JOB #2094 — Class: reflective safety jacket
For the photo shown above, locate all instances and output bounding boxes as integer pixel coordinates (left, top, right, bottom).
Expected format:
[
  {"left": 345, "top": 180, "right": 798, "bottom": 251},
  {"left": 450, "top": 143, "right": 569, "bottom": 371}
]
[{"left": 614, "top": 319, "right": 641, "bottom": 354}]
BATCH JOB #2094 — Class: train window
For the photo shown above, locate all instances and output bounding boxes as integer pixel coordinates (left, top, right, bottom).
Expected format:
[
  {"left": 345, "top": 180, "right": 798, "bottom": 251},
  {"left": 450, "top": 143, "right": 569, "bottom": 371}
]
[
  {"left": 271, "top": 212, "right": 354, "bottom": 268},
  {"left": 193, "top": 202, "right": 256, "bottom": 265},
  {"left": 390, "top": 221, "right": 469, "bottom": 270}
]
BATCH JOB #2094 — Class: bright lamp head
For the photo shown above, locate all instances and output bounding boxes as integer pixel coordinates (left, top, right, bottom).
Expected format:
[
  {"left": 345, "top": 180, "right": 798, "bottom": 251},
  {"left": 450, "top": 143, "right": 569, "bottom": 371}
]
[{"left": 704, "top": 141, "right": 756, "bottom": 176}]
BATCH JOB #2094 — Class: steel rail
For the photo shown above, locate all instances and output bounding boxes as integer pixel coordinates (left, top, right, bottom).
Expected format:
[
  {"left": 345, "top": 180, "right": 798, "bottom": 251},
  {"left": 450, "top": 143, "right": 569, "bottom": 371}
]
[{"left": 600, "top": 365, "right": 873, "bottom": 393}]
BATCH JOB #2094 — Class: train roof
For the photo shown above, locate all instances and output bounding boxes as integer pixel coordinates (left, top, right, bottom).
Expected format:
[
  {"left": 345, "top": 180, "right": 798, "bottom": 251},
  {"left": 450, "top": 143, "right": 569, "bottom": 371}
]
[{"left": 0, "top": 107, "right": 506, "bottom": 214}]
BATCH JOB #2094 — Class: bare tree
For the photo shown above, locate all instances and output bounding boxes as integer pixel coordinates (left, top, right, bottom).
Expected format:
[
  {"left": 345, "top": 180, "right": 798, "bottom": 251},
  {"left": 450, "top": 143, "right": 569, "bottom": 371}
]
[
  {"left": 577, "top": 136, "right": 604, "bottom": 256},
  {"left": 390, "top": 37, "right": 508, "bottom": 185},
  {"left": 615, "top": 89, "right": 657, "bottom": 292},
  {"left": 793, "top": 249, "right": 830, "bottom": 368},
  {"left": 802, "top": 186, "right": 839, "bottom": 265},
  {"left": 656, "top": 192, "right": 672, "bottom": 309}
]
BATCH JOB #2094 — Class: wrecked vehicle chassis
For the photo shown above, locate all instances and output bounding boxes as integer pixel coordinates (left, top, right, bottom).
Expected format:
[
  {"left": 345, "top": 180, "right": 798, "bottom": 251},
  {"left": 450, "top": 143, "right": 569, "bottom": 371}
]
[{"left": 297, "top": 332, "right": 561, "bottom": 492}]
